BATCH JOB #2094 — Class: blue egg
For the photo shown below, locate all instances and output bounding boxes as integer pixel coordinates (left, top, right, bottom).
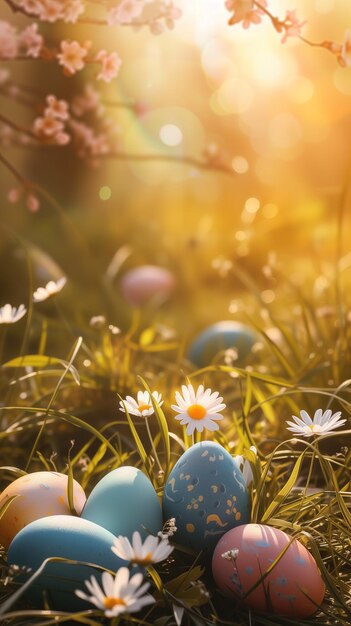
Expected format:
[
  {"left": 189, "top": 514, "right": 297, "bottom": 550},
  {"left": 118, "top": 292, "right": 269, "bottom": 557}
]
[
  {"left": 82, "top": 466, "right": 162, "bottom": 539},
  {"left": 7, "top": 515, "right": 125, "bottom": 611},
  {"left": 187, "top": 321, "right": 257, "bottom": 367},
  {"left": 163, "top": 441, "right": 250, "bottom": 555}
]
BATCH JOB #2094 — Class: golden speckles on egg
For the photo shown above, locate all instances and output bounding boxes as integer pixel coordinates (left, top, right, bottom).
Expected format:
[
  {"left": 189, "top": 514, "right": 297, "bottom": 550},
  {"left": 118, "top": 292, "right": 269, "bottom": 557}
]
[
  {"left": 211, "top": 485, "right": 218, "bottom": 493},
  {"left": 206, "top": 514, "right": 228, "bottom": 528},
  {"left": 227, "top": 499, "right": 231, "bottom": 506},
  {"left": 235, "top": 512, "right": 241, "bottom": 521},
  {"left": 209, "top": 455, "right": 216, "bottom": 462},
  {"left": 187, "top": 485, "right": 194, "bottom": 492},
  {"left": 201, "top": 450, "right": 209, "bottom": 457},
  {"left": 198, "top": 496, "right": 204, "bottom": 502},
  {"left": 186, "top": 523, "right": 195, "bottom": 533}
]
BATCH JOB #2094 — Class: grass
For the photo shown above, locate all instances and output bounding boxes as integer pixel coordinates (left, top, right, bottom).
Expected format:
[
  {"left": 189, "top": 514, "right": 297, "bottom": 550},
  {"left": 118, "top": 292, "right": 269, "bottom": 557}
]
[{"left": 0, "top": 233, "right": 350, "bottom": 625}]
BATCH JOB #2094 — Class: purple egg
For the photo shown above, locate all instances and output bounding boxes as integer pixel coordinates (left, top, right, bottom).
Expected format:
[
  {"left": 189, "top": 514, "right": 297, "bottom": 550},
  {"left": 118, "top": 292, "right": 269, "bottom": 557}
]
[{"left": 121, "top": 265, "right": 176, "bottom": 306}]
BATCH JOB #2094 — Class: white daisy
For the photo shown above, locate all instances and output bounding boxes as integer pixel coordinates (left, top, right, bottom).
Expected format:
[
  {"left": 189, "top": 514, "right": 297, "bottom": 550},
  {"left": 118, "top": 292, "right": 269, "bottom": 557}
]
[
  {"left": 33, "top": 277, "right": 67, "bottom": 303},
  {"left": 112, "top": 531, "right": 174, "bottom": 566},
  {"left": 171, "top": 383, "right": 226, "bottom": 436},
  {"left": 75, "top": 567, "right": 155, "bottom": 617},
  {"left": 119, "top": 390, "right": 163, "bottom": 417},
  {"left": 0, "top": 304, "right": 27, "bottom": 324},
  {"left": 286, "top": 408, "right": 347, "bottom": 438}
]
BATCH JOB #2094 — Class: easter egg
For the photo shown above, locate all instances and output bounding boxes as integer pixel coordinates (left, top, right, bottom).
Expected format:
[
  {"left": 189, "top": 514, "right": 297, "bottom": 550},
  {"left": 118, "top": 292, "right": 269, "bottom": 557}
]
[
  {"left": 162, "top": 441, "right": 250, "bottom": 554},
  {"left": 187, "top": 321, "right": 257, "bottom": 367},
  {"left": 7, "top": 515, "right": 125, "bottom": 611},
  {"left": 0, "top": 471, "right": 86, "bottom": 549},
  {"left": 82, "top": 466, "right": 162, "bottom": 539},
  {"left": 120, "top": 265, "right": 176, "bottom": 306},
  {"left": 212, "top": 524, "right": 325, "bottom": 617}
]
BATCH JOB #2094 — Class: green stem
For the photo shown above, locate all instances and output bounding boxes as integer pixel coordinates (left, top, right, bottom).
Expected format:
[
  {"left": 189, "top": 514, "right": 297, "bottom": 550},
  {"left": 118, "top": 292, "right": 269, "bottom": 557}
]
[{"left": 145, "top": 416, "right": 163, "bottom": 474}]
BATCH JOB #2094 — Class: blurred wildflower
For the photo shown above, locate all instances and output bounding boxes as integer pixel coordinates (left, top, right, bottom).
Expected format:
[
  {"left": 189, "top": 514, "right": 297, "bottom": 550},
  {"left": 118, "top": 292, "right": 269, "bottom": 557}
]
[
  {"left": 75, "top": 568, "right": 155, "bottom": 617},
  {"left": 0, "top": 304, "right": 27, "bottom": 324},
  {"left": 172, "top": 384, "right": 226, "bottom": 435},
  {"left": 158, "top": 517, "right": 177, "bottom": 540},
  {"left": 33, "top": 277, "right": 67, "bottom": 302},
  {"left": 286, "top": 409, "right": 347, "bottom": 438},
  {"left": 112, "top": 530, "right": 174, "bottom": 565},
  {"left": 222, "top": 548, "right": 239, "bottom": 561},
  {"left": 119, "top": 390, "right": 163, "bottom": 417}
]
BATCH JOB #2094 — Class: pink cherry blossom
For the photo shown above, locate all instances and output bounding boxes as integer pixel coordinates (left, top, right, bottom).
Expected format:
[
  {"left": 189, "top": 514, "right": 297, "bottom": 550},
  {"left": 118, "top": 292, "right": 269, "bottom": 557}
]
[
  {"left": 95, "top": 50, "right": 122, "bottom": 82},
  {"left": 0, "top": 21, "right": 18, "bottom": 59},
  {"left": 108, "top": 0, "right": 143, "bottom": 25},
  {"left": 71, "top": 84, "right": 102, "bottom": 117},
  {"left": 63, "top": 0, "right": 85, "bottom": 23},
  {"left": 45, "top": 95, "right": 69, "bottom": 120},
  {"left": 281, "top": 10, "right": 307, "bottom": 43},
  {"left": 38, "top": 0, "right": 63, "bottom": 22},
  {"left": 57, "top": 40, "right": 88, "bottom": 75},
  {"left": 19, "top": 23, "right": 43, "bottom": 58},
  {"left": 33, "top": 114, "right": 64, "bottom": 137}
]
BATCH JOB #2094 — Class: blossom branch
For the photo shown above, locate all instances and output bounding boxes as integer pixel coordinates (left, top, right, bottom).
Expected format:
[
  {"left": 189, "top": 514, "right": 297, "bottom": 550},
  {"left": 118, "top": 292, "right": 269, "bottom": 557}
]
[{"left": 226, "top": 0, "right": 351, "bottom": 67}]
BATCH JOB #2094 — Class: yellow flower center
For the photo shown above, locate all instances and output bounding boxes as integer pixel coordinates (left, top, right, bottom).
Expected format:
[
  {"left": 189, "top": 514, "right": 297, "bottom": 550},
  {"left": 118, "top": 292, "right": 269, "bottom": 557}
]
[
  {"left": 187, "top": 404, "right": 206, "bottom": 420},
  {"left": 138, "top": 403, "right": 151, "bottom": 413},
  {"left": 103, "top": 596, "right": 127, "bottom": 609},
  {"left": 132, "top": 552, "right": 153, "bottom": 566}
]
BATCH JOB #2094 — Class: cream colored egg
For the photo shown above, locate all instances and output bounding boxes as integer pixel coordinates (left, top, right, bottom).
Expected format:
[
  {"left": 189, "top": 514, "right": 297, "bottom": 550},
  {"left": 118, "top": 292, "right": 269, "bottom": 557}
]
[{"left": 0, "top": 472, "right": 86, "bottom": 549}]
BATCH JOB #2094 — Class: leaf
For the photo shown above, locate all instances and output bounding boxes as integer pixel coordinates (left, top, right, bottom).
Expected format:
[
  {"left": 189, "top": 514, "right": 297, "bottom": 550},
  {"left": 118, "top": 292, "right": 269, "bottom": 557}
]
[
  {"left": 3, "top": 354, "right": 80, "bottom": 386},
  {"left": 118, "top": 395, "right": 148, "bottom": 470},
  {"left": 0, "top": 466, "right": 27, "bottom": 478},
  {"left": 261, "top": 451, "right": 306, "bottom": 523},
  {"left": 173, "top": 604, "right": 184, "bottom": 626},
  {"left": 0, "top": 494, "right": 20, "bottom": 520},
  {"left": 164, "top": 566, "right": 207, "bottom": 607},
  {"left": 139, "top": 377, "right": 171, "bottom": 477}
]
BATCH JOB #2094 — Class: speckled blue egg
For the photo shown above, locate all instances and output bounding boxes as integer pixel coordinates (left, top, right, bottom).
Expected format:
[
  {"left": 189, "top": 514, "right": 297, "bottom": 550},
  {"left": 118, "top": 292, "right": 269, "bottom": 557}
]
[
  {"left": 7, "top": 515, "right": 125, "bottom": 611},
  {"left": 82, "top": 466, "right": 162, "bottom": 539},
  {"left": 162, "top": 441, "right": 250, "bottom": 555},
  {"left": 187, "top": 321, "right": 257, "bottom": 367}
]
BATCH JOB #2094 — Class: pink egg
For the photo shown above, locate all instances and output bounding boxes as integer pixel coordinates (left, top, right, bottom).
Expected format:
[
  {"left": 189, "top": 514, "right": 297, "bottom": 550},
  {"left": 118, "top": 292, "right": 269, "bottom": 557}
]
[
  {"left": 120, "top": 265, "right": 176, "bottom": 306},
  {"left": 212, "top": 523, "right": 325, "bottom": 618},
  {"left": 0, "top": 472, "right": 86, "bottom": 549}
]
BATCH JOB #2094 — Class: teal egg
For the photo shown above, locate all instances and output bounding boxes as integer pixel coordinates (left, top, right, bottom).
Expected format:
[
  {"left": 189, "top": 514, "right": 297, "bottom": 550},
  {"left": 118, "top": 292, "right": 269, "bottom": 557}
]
[
  {"left": 187, "top": 321, "right": 257, "bottom": 367},
  {"left": 162, "top": 441, "right": 250, "bottom": 555},
  {"left": 7, "top": 515, "right": 125, "bottom": 611},
  {"left": 82, "top": 466, "right": 162, "bottom": 539}
]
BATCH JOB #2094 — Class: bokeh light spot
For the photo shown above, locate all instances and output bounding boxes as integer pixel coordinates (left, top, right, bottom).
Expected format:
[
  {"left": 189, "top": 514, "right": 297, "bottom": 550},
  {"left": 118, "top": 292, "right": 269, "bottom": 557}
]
[
  {"left": 245, "top": 197, "right": 260, "bottom": 213},
  {"left": 99, "top": 186, "right": 111, "bottom": 200},
  {"left": 159, "top": 124, "right": 183, "bottom": 146},
  {"left": 262, "top": 203, "right": 279, "bottom": 219},
  {"left": 216, "top": 78, "right": 254, "bottom": 115},
  {"left": 288, "top": 76, "right": 315, "bottom": 103},
  {"left": 261, "top": 290, "right": 276, "bottom": 304},
  {"left": 232, "top": 156, "right": 249, "bottom": 174}
]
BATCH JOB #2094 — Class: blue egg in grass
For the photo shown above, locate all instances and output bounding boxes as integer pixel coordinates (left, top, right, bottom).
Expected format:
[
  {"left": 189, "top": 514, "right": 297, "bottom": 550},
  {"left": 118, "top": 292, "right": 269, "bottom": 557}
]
[
  {"left": 82, "top": 466, "right": 162, "bottom": 539},
  {"left": 7, "top": 515, "right": 125, "bottom": 612},
  {"left": 162, "top": 441, "right": 250, "bottom": 555},
  {"left": 187, "top": 321, "right": 257, "bottom": 368}
]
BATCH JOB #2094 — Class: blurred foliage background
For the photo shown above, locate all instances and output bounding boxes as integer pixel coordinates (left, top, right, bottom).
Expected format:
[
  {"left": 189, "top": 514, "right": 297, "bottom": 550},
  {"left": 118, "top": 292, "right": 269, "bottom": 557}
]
[{"left": 0, "top": 0, "right": 351, "bottom": 348}]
